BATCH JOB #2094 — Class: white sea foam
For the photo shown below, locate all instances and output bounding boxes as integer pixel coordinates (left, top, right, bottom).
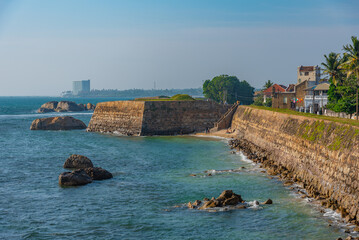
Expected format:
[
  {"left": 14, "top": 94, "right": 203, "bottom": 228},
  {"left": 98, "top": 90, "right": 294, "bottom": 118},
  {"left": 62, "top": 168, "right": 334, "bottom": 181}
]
[
  {"left": 0, "top": 112, "right": 93, "bottom": 120},
  {"left": 237, "top": 151, "right": 257, "bottom": 167},
  {"left": 247, "top": 200, "right": 260, "bottom": 208},
  {"left": 191, "top": 134, "right": 231, "bottom": 142}
]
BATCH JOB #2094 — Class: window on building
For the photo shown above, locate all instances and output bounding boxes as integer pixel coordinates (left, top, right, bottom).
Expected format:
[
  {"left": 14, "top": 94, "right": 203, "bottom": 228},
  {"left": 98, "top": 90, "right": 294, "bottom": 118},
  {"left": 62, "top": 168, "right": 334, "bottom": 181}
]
[
  {"left": 283, "top": 97, "right": 287, "bottom": 104},
  {"left": 305, "top": 72, "right": 309, "bottom": 76}
]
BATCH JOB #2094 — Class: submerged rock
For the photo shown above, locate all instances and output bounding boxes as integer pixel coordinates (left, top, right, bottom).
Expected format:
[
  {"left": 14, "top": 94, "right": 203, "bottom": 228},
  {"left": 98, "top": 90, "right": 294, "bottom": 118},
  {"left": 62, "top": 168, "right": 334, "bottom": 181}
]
[
  {"left": 59, "top": 169, "right": 93, "bottom": 186},
  {"left": 83, "top": 167, "right": 113, "bottom": 180},
  {"left": 30, "top": 116, "right": 87, "bottom": 130},
  {"left": 64, "top": 154, "right": 94, "bottom": 169}
]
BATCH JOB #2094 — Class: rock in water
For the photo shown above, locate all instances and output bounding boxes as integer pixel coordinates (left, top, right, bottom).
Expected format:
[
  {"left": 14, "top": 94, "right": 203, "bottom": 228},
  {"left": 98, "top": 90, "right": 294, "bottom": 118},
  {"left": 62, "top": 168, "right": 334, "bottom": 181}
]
[
  {"left": 58, "top": 169, "right": 93, "bottom": 186},
  {"left": 37, "top": 101, "right": 95, "bottom": 113},
  {"left": 55, "top": 101, "right": 85, "bottom": 112},
  {"left": 196, "top": 190, "right": 244, "bottom": 210},
  {"left": 83, "top": 167, "right": 113, "bottom": 180},
  {"left": 37, "top": 101, "right": 58, "bottom": 113},
  {"left": 30, "top": 116, "right": 87, "bottom": 130},
  {"left": 63, "top": 154, "right": 94, "bottom": 169},
  {"left": 86, "top": 103, "right": 95, "bottom": 110},
  {"left": 263, "top": 199, "right": 273, "bottom": 204}
]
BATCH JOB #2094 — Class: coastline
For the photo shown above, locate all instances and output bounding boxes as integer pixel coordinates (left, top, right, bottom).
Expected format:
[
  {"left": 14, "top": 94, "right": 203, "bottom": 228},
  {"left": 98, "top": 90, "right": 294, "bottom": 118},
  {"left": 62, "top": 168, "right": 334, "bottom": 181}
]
[
  {"left": 196, "top": 128, "right": 359, "bottom": 238},
  {"left": 194, "top": 129, "right": 239, "bottom": 139}
]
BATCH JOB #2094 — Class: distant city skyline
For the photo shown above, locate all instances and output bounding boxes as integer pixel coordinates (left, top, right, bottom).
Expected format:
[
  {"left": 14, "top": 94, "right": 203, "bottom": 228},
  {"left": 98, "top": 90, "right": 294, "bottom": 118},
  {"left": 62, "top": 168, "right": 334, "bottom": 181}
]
[{"left": 0, "top": 0, "right": 358, "bottom": 96}]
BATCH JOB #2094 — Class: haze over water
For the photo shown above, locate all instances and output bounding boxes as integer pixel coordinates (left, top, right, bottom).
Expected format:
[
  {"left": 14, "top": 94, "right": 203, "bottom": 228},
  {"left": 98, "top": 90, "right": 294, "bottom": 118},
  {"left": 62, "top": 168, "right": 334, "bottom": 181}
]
[{"left": 0, "top": 97, "right": 346, "bottom": 239}]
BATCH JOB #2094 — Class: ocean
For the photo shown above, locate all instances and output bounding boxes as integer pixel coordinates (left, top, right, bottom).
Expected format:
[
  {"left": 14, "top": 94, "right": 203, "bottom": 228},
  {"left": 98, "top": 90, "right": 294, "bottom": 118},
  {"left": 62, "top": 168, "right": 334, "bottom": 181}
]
[{"left": 0, "top": 97, "right": 346, "bottom": 239}]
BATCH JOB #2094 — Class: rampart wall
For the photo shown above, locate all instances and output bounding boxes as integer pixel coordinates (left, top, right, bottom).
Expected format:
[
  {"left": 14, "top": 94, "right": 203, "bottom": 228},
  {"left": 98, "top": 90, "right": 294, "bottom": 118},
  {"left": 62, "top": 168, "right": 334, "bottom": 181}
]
[{"left": 231, "top": 106, "right": 359, "bottom": 223}]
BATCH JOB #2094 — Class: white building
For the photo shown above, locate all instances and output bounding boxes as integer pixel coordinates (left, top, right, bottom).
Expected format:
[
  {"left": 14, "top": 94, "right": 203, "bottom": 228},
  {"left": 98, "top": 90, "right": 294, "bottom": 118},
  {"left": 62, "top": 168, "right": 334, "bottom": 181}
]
[{"left": 304, "top": 83, "right": 330, "bottom": 112}]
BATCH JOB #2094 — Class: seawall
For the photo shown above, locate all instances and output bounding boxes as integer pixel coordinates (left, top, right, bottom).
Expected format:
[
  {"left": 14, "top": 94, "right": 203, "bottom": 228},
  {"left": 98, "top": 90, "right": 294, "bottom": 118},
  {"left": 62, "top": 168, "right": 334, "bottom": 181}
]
[
  {"left": 87, "top": 100, "right": 230, "bottom": 136},
  {"left": 231, "top": 106, "right": 359, "bottom": 224}
]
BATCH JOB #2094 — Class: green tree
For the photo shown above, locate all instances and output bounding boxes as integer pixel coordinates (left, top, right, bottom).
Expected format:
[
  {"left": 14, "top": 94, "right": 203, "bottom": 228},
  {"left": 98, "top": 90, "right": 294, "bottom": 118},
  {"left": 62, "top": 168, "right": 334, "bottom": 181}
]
[
  {"left": 342, "top": 36, "right": 359, "bottom": 119},
  {"left": 203, "top": 75, "right": 254, "bottom": 104},
  {"left": 326, "top": 77, "right": 356, "bottom": 116},
  {"left": 322, "top": 52, "right": 347, "bottom": 114},
  {"left": 321, "top": 52, "right": 346, "bottom": 86},
  {"left": 263, "top": 80, "right": 274, "bottom": 89},
  {"left": 253, "top": 95, "right": 272, "bottom": 107},
  {"left": 253, "top": 95, "right": 264, "bottom": 106},
  {"left": 265, "top": 97, "right": 272, "bottom": 107}
]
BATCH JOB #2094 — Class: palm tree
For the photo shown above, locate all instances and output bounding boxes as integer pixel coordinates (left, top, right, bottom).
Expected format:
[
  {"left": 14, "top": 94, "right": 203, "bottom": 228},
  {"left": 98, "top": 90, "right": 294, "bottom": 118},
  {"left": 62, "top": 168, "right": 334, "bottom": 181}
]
[
  {"left": 321, "top": 52, "right": 345, "bottom": 86},
  {"left": 263, "top": 80, "right": 273, "bottom": 89},
  {"left": 342, "top": 36, "right": 359, "bottom": 119}
]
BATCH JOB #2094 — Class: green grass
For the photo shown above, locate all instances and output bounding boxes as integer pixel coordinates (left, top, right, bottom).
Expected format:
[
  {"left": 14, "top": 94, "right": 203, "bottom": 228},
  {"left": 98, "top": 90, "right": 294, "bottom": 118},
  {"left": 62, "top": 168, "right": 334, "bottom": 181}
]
[
  {"left": 249, "top": 105, "right": 359, "bottom": 127},
  {"left": 135, "top": 94, "right": 196, "bottom": 101}
]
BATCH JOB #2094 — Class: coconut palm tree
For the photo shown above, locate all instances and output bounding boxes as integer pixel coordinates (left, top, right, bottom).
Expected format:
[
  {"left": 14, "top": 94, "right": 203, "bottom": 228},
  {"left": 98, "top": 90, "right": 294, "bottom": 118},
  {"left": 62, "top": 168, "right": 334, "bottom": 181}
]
[
  {"left": 263, "top": 80, "right": 274, "bottom": 89},
  {"left": 342, "top": 36, "right": 359, "bottom": 119},
  {"left": 321, "top": 52, "right": 344, "bottom": 86}
]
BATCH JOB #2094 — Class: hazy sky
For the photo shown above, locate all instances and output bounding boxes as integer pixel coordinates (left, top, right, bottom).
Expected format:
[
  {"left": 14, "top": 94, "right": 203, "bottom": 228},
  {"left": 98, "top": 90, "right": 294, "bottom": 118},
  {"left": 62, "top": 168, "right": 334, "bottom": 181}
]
[{"left": 0, "top": 0, "right": 358, "bottom": 96}]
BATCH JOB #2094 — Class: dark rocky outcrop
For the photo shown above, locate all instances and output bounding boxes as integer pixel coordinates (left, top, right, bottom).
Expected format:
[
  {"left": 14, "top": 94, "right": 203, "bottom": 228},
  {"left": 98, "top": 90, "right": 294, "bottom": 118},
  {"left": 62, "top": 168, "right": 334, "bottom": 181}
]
[
  {"left": 186, "top": 190, "right": 273, "bottom": 211},
  {"left": 30, "top": 116, "right": 87, "bottom": 130},
  {"left": 58, "top": 169, "right": 93, "bottom": 186},
  {"left": 63, "top": 154, "right": 94, "bottom": 169},
  {"left": 187, "top": 190, "right": 245, "bottom": 210},
  {"left": 37, "top": 101, "right": 95, "bottom": 113},
  {"left": 60, "top": 155, "right": 112, "bottom": 186},
  {"left": 83, "top": 167, "right": 113, "bottom": 180}
]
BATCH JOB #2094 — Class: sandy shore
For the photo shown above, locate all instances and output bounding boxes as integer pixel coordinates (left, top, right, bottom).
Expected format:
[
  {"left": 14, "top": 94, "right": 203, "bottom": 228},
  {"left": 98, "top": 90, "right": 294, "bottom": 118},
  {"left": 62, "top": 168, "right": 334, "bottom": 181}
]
[{"left": 195, "top": 129, "right": 239, "bottom": 139}]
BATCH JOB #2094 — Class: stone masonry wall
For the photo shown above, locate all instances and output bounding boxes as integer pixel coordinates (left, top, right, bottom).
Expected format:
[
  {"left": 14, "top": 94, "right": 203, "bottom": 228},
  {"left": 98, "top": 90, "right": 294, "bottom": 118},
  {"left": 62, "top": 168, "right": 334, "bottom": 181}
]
[
  {"left": 231, "top": 106, "right": 359, "bottom": 223},
  {"left": 87, "top": 100, "right": 230, "bottom": 136},
  {"left": 141, "top": 101, "right": 230, "bottom": 135},
  {"left": 87, "top": 101, "right": 145, "bottom": 136}
]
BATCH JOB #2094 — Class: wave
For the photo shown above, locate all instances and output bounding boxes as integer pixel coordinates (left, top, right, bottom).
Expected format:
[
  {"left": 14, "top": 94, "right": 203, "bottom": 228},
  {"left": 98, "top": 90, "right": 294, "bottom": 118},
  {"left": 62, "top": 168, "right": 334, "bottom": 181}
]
[{"left": 0, "top": 112, "right": 93, "bottom": 120}]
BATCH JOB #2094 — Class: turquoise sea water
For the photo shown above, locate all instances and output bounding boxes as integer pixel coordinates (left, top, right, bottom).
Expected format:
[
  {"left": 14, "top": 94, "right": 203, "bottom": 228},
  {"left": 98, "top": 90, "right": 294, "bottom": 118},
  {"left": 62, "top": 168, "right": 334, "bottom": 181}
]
[{"left": 0, "top": 97, "right": 347, "bottom": 239}]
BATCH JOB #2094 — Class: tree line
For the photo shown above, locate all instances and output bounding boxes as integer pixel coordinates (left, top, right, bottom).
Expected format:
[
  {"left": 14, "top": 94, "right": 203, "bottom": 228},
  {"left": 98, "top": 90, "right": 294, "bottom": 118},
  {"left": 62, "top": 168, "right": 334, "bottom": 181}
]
[
  {"left": 64, "top": 88, "right": 204, "bottom": 98},
  {"left": 202, "top": 75, "right": 254, "bottom": 105},
  {"left": 322, "top": 36, "right": 359, "bottom": 118}
]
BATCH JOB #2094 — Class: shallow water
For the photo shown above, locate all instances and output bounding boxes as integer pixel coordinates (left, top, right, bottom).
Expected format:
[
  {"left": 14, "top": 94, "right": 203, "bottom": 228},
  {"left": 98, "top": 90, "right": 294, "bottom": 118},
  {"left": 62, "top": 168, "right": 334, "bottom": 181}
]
[{"left": 0, "top": 97, "right": 346, "bottom": 239}]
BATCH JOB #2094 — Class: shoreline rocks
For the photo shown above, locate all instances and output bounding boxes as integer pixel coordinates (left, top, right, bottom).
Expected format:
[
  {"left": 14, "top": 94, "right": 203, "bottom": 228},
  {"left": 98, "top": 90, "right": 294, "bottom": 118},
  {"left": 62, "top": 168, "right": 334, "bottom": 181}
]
[
  {"left": 186, "top": 190, "right": 273, "bottom": 211},
  {"left": 30, "top": 116, "right": 87, "bottom": 130},
  {"left": 37, "top": 101, "right": 95, "bottom": 113},
  {"left": 229, "top": 138, "right": 358, "bottom": 227}
]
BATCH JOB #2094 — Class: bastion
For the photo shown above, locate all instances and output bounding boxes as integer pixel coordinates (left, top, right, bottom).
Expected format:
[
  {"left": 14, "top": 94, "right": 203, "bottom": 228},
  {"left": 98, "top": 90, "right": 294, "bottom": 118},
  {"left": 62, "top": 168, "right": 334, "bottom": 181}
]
[{"left": 87, "top": 100, "right": 230, "bottom": 136}]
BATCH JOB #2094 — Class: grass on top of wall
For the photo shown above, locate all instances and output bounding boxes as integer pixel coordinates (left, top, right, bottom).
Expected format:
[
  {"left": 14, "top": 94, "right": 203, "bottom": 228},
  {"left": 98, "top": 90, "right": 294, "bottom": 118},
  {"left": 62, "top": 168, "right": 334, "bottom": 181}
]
[
  {"left": 249, "top": 105, "right": 359, "bottom": 127},
  {"left": 135, "top": 94, "right": 196, "bottom": 101}
]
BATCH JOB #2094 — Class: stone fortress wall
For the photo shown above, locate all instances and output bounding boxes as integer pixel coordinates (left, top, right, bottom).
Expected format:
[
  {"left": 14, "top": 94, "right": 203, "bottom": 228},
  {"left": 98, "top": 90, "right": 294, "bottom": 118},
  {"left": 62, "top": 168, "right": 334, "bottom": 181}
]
[
  {"left": 87, "top": 101, "right": 146, "bottom": 136},
  {"left": 231, "top": 106, "right": 359, "bottom": 223},
  {"left": 87, "top": 100, "right": 230, "bottom": 136}
]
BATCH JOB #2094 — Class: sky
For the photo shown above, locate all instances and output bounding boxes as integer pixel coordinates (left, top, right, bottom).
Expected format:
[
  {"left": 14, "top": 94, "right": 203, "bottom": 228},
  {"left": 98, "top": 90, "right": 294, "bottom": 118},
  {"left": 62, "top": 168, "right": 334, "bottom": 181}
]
[{"left": 0, "top": 0, "right": 358, "bottom": 96}]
